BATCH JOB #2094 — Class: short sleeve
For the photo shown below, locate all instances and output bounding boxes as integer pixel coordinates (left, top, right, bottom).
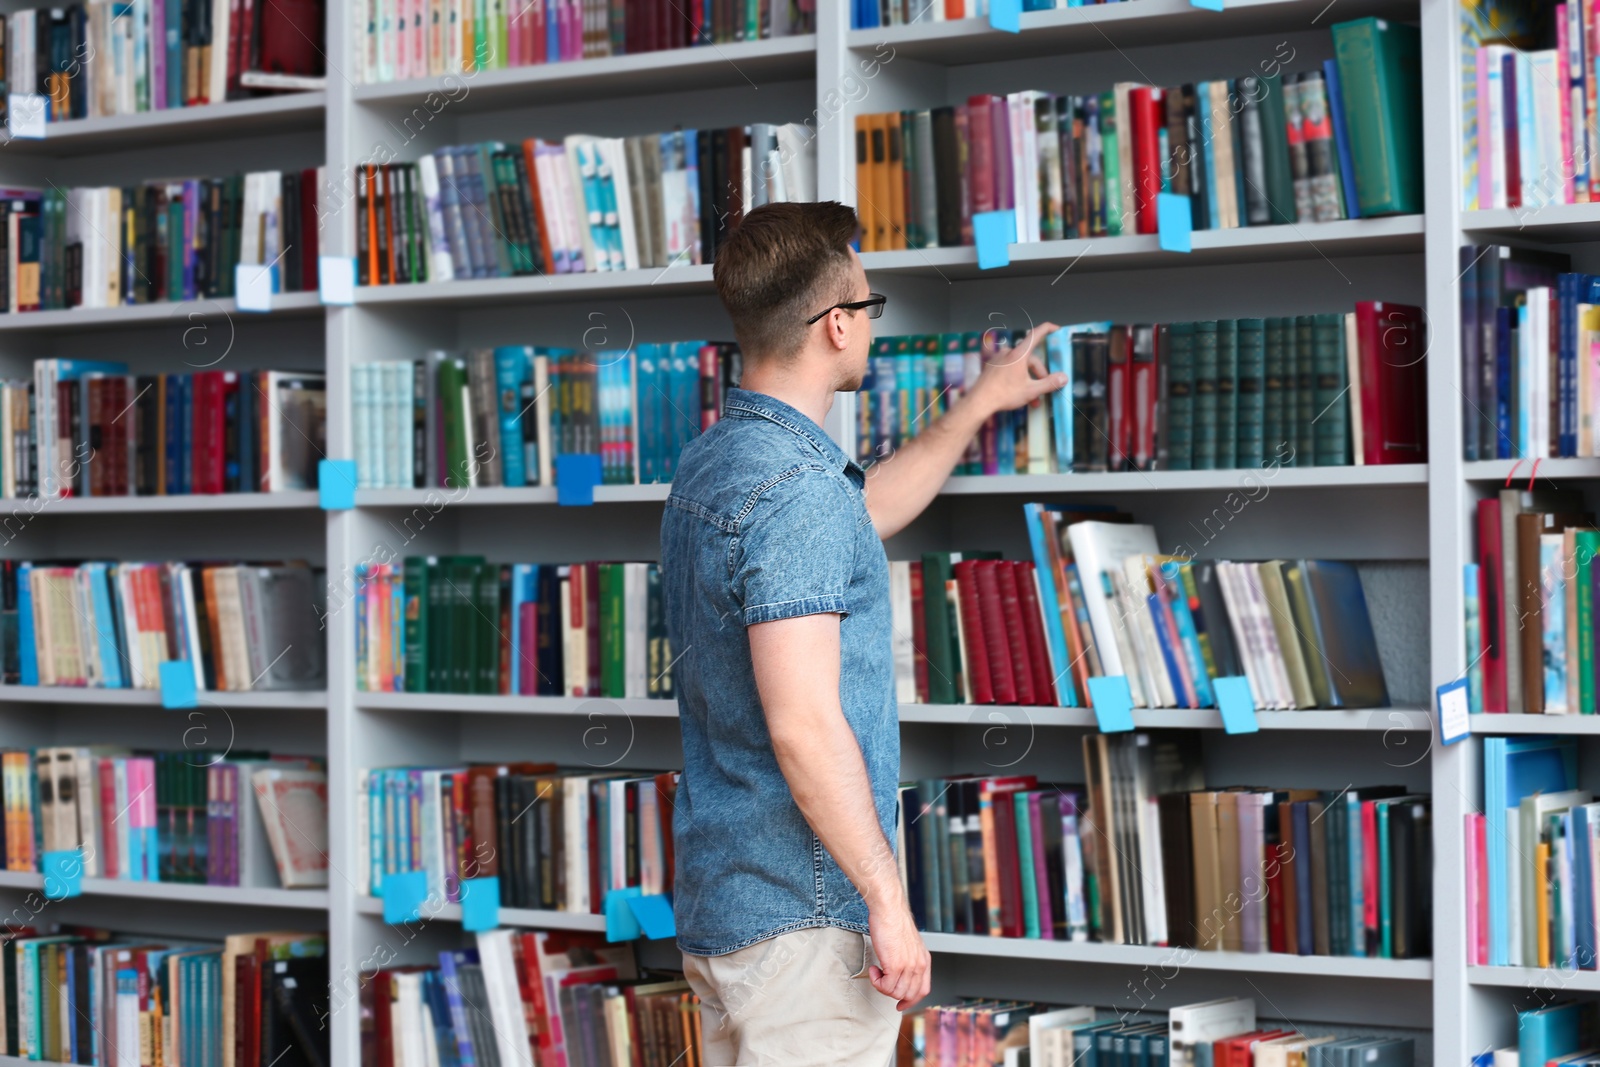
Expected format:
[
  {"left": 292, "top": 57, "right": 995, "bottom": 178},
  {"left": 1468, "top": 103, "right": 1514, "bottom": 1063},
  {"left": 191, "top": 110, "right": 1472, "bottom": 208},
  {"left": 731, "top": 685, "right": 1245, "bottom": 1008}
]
[{"left": 732, "top": 468, "right": 858, "bottom": 626}]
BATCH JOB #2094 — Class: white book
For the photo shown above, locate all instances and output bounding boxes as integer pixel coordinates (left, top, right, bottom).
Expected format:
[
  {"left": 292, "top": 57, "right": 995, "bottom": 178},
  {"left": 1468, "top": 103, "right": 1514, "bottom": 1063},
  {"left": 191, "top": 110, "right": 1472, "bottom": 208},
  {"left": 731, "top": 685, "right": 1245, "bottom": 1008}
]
[
  {"left": 624, "top": 562, "right": 648, "bottom": 699},
  {"left": 1119, "top": 558, "right": 1173, "bottom": 707},
  {"left": 565, "top": 137, "right": 603, "bottom": 273},
  {"left": 353, "top": 363, "right": 373, "bottom": 489},
  {"left": 1065, "top": 520, "right": 1160, "bottom": 691},
  {"left": 1214, "top": 562, "right": 1274, "bottom": 709},
  {"left": 356, "top": 765, "right": 371, "bottom": 896},
  {"left": 889, "top": 560, "right": 917, "bottom": 703},
  {"left": 1028, "top": 1006, "right": 1095, "bottom": 1067},
  {"left": 1507, "top": 808, "right": 1523, "bottom": 965},
  {"left": 417, "top": 156, "right": 455, "bottom": 282},
  {"left": 476, "top": 929, "right": 534, "bottom": 1067},
  {"left": 1169, "top": 997, "right": 1255, "bottom": 1067},
  {"left": 563, "top": 775, "right": 589, "bottom": 912}
]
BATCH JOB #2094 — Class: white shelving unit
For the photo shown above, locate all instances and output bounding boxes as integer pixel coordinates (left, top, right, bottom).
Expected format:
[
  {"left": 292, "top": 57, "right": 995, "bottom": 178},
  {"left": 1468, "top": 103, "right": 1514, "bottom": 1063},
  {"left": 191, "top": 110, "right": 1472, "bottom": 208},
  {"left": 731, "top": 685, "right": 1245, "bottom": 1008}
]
[{"left": 2, "top": 0, "right": 1587, "bottom": 1059}]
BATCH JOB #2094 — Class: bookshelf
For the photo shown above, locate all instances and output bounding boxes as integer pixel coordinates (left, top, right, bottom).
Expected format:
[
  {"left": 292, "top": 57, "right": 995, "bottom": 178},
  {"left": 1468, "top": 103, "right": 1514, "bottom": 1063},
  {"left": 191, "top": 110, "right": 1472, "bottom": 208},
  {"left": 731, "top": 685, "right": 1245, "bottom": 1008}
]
[{"left": 0, "top": 0, "right": 1552, "bottom": 1059}]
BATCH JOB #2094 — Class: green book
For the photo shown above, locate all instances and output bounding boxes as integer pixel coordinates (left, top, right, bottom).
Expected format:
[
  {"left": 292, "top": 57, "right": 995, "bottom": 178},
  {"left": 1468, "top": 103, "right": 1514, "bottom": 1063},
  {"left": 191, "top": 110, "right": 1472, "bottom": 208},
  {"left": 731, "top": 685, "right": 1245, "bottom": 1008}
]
[
  {"left": 1256, "top": 74, "right": 1297, "bottom": 225},
  {"left": 1579, "top": 530, "right": 1599, "bottom": 714},
  {"left": 1192, "top": 321, "right": 1219, "bottom": 470},
  {"left": 1099, "top": 91, "right": 1121, "bottom": 236},
  {"left": 1237, "top": 318, "right": 1266, "bottom": 468},
  {"left": 920, "top": 553, "right": 959, "bottom": 705},
  {"left": 478, "top": 562, "right": 502, "bottom": 694},
  {"left": 1332, "top": 17, "right": 1423, "bottom": 216},
  {"left": 1265, "top": 317, "right": 1291, "bottom": 465},
  {"left": 647, "top": 563, "right": 671, "bottom": 699},
  {"left": 1294, "top": 315, "right": 1317, "bottom": 466},
  {"left": 403, "top": 556, "right": 437, "bottom": 693},
  {"left": 1165, "top": 322, "right": 1195, "bottom": 470},
  {"left": 916, "top": 778, "right": 946, "bottom": 933},
  {"left": 1216, "top": 319, "right": 1239, "bottom": 469},
  {"left": 439, "top": 358, "right": 471, "bottom": 488},
  {"left": 1312, "top": 313, "right": 1350, "bottom": 466},
  {"left": 600, "top": 563, "right": 626, "bottom": 699},
  {"left": 1015, "top": 793, "right": 1040, "bottom": 939},
  {"left": 474, "top": 143, "right": 516, "bottom": 278}
]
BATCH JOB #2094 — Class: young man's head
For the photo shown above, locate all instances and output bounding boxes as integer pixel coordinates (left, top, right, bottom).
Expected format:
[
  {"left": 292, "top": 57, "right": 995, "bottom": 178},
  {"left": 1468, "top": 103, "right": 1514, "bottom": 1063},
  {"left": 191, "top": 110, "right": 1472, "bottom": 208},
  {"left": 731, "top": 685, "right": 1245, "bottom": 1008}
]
[{"left": 712, "top": 201, "right": 876, "bottom": 392}]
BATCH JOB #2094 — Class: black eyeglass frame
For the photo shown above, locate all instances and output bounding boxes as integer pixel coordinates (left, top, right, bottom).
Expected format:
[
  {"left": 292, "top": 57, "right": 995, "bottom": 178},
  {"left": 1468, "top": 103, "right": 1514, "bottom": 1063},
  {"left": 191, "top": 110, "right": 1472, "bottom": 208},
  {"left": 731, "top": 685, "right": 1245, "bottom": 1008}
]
[{"left": 805, "top": 293, "right": 887, "bottom": 326}]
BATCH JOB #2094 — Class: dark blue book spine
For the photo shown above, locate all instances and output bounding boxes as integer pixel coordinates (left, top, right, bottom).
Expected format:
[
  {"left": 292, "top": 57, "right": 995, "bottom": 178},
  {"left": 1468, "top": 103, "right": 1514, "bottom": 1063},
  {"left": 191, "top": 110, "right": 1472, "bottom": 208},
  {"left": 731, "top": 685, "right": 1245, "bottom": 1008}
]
[
  {"left": 163, "top": 375, "right": 180, "bottom": 493},
  {"left": 1294, "top": 802, "right": 1314, "bottom": 953},
  {"left": 178, "top": 375, "right": 193, "bottom": 494},
  {"left": 1496, "top": 305, "right": 1513, "bottom": 458},
  {"left": 1323, "top": 59, "right": 1362, "bottom": 220},
  {"left": 1562, "top": 273, "right": 1577, "bottom": 457}
]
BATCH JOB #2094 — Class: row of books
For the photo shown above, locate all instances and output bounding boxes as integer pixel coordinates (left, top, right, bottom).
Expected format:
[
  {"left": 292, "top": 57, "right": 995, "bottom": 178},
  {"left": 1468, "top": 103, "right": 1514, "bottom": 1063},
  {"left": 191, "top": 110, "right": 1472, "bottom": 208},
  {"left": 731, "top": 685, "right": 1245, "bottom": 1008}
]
[
  {"left": 359, "top": 766, "right": 678, "bottom": 911},
  {"left": 0, "top": 927, "right": 329, "bottom": 1067},
  {"left": 3, "top": 0, "right": 323, "bottom": 125},
  {"left": 1459, "top": 245, "right": 1600, "bottom": 460},
  {"left": 364, "top": 933, "right": 702, "bottom": 1067},
  {"left": 8, "top": 560, "right": 326, "bottom": 691},
  {"left": 853, "top": 23, "right": 1420, "bottom": 252},
  {"left": 989, "top": 506, "right": 1389, "bottom": 710},
  {"left": 353, "top": 559, "right": 674, "bottom": 698},
  {"left": 0, "top": 171, "right": 323, "bottom": 314},
  {"left": 1482, "top": 1003, "right": 1600, "bottom": 1067},
  {"left": 854, "top": 0, "right": 1135, "bottom": 29},
  {"left": 1461, "top": 0, "right": 1600, "bottom": 211},
  {"left": 1, "top": 748, "right": 327, "bottom": 888},
  {"left": 857, "top": 307, "right": 1427, "bottom": 476},
  {"left": 356, "top": 0, "right": 812, "bottom": 83},
  {"left": 8, "top": 362, "right": 325, "bottom": 500},
  {"left": 1465, "top": 485, "right": 1600, "bottom": 715},
  {"left": 894, "top": 733, "right": 1431, "bottom": 959},
  {"left": 354, "top": 127, "right": 815, "bottom": 285},
  {"left": 900, "top": 997, "right": 1414, "bottom": 1067},
  {"left": 351, "top": 343, "right": 737, "bottom": 491}
]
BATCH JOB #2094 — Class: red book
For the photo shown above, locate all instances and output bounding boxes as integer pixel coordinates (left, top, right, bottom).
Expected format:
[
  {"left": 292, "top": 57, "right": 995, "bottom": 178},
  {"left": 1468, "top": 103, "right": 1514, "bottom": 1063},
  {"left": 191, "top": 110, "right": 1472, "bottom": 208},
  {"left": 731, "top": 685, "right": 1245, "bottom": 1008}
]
[
  {"left": 300, "top": 169, "right": 320, "bottom": 293},
  {"left": 192, "top": 371, "right": 226, "bottom": 494},
  {"left": 584, "top": 561, "right": 601, "bottom": 697},
  {"left": 518, "top": 601, "right": 538, "bottom": 695},
  {"left": 1362, "top": 798, "right": 1380, "bottom": 954},
  {"left": 236, "top": 955, "right": 260, "bottom": 1067},
  {"left": 990, "top": 789, "right": 1026, "bottom": 937},
  {"left": 98, "top": 757, "right": 118, "bottom": 878},
  {"left": 910, "top": 561, "right": 930, "bottom": 704},
  {"left": 1128, "top": 86, "right": 1165, "bottom": 235},
  {"left": 110, "top": 375, "right": 130, "bottom": 496},
  {"left": 993, "top": 561, "right": 1034, "bottom": 705},
  {"left": 1265, "top": 829, "right": 1287, "bottom": 953},
  {"left": 86, "top": 377, "right": 106, "bottom": 497},
  {"left": 57, "top": 380, "right": 75, "bottom": 497},
  {"left": 989, "top": 96, "right": 1014, "bottom": 212},
  {"left": 1503, "top": 52, "right": 1521, "bottom": 210},
  {"left": 965, "top": 95, "right": 999, "bottom": 217},
  {"left": 1013, "top": 561, "right": 1057, "bottom": 705},
  {"left": 1137, "top": 324, "right": 1162, "bottom": 470},
  {"left": 1477, "top": 497, "right": 1506, "bottom": 711},
  {"left": 955, "top": 105, "right": 974, "bottom": 245},
  {"left": 1354, "top": 301, "right": 1428, "bottom": 465},
  {"left": 953, "top": 560, "right": 994, "bottom": 703},
  {"left": 1222, "top": 1031, "right": 1293, "bottom": 1067},
  {"left": 655, "top": 771, "right": 678, "bottom": 894},
  {"left": 973, "top": 560, "right": 1016, "bottom": 704}
]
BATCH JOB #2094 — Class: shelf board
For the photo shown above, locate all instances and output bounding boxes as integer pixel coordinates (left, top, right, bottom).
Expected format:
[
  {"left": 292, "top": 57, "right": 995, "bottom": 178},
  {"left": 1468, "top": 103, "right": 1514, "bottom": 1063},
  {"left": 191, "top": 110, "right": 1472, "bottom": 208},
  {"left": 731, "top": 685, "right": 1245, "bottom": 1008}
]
[
  {"left": 354, "top": 895, "right": 608, "bottom": 931},
  {"left": 10, "top": 491, "right": 321, "bottom": 515},
  {"left": 861, "top": 216, "right": 1424, "bottom": 280},
  {"left": 354, "top": 37, "right": 817, "bottom": 111},
  {"left": 0, "top": 870, "right": 329, "bottom": 908},
  {"left": 359, "top": 692, "right": 1426, "bottom": 730},
  {"left": 919, "top": 932, "right": 1432, "bottom": 978},
  {"left": 0, "top": 92, "right": 325, "bottom": 155},
  {"left": 938, "top": 465, "right": 1428, "bottom": 494},
  {"left": 1467, "top": 713, "right": 1600, "bottom": 734},
  {"left": 1462, "top": 203, "right": 1600, "bottom": 242},
  {"left": 847, "top": 0, "right": 1413, "bottom": 64},
  {"left": 0, "top": 684, "right": 328, "bottom": 708},
  {"left": 0, "top": 291, "right": 323, "bottom": 333},
  {"left": 1464, "top": 458, "right": 1600, "bottom": 482},
  {"left": 357, "top": 484, "right": 672, "bottom": 507},
  {"left": 1468, "top": 966, "right": 1600, "bottom": 990},
  {"left": 354, "top": 265, "right": 714, "bottom": 308}
]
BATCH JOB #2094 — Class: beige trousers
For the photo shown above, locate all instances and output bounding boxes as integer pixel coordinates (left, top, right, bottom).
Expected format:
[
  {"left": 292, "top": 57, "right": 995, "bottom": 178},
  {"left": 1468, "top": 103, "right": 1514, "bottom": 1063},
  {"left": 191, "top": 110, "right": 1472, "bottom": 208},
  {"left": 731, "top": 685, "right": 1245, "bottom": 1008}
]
[{"left": 682, "top": 926, "right": 902, "bottom": 1067}]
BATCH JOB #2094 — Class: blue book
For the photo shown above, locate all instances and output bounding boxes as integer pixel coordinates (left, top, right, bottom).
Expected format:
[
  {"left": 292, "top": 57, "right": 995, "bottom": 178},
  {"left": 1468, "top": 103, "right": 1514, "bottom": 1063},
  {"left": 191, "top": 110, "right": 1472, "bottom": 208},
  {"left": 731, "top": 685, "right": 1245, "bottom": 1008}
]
[
  {"left": 1147, "top": 592, "right": 1189, "bottom": 703},
  {"left": 1293, "top": 800, "right": 1314, "bottom": 953},
  {"left": 1347, "top": 792, "right": 1364, "bottom": 956},
  {"left": 1580, "top": 804, "right": 1598, "bottom": 971},
  {"left": 1487, "top": 737, "right": 1579, "bottom": 965},
  {"left": 165, "top": 0, "right": 182, "bottom": 108},
  {"left": 1163, "top": 570, "right": 1213, "bottom": 707},
  {"left": 1045, "top": 328, "right": 1073, "bottom": 470},
  {"left": 18, "top": 562, "right": 36, "bottom": 686},
  {"left": 178, "top": 375, "right": 194, "bottom": 494},
  {"left": 437, "top": 951, "right": 480, "bottom": 1067},
  {"left": 369, "top": 771, "right": 386, "bottom": 893},
  {"left": 1322, "top": 59, "right": 1362, "bottom": 221},
  {"left": 88, "top": 563, "right": 125, "bottom": 688},
  {"left": 493, "top": 347, "right": 530, "bottom": 487},
  {"left": 1519, "top": 1002, "right": 1596, "bottom": 1067},
  {"left": 1197, "top": 83, "right": 1221, "bottom": 230},
  {"left": 1496, "top": 306, "right": 1514, "bottom": 458},
  {"left": 1021, "top": 503, "right": 1076, "bottom": 707}
]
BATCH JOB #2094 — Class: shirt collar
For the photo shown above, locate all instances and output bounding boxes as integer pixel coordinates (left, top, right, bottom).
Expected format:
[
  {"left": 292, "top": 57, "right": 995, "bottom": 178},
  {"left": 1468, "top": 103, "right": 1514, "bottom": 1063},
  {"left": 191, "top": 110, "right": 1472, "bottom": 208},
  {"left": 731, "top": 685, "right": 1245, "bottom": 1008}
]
[{"left": 721, "top": 388, "right": 864, "bottom": 482}]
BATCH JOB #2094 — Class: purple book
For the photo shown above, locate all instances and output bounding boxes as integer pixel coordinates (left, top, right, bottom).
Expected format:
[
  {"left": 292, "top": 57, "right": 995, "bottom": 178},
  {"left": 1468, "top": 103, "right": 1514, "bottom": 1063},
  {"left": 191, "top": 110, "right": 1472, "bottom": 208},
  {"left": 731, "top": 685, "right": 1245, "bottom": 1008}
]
[
  {"left": 990, "top": 97, "right": 1015, "bottom": 212},
  {"left": 1027, "top": 791, "right": 1055, "bottom": 940}
]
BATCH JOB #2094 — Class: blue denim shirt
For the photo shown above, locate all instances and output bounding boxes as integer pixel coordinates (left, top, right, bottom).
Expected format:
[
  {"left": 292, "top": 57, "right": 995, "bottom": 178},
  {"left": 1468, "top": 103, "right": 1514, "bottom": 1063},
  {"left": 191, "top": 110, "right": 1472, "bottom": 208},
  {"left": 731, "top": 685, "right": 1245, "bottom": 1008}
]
[{"left": 661, "top": 387, "right": 897, "bottom": 957}]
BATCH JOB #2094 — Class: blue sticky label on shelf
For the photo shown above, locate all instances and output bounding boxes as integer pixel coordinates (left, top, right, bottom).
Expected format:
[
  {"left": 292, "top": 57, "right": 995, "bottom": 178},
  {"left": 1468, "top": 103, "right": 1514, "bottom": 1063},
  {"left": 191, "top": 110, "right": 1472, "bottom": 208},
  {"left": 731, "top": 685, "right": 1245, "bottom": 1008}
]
[
  {"left": 318, "top": 257, "right": 356, "bottom": 306},
  {"left": 1157, "top": 193, "right": 1193, "bottom": 253},
  {"left": 972, "top": 210, "right": 1016, "bottom": 270},
  {"left": 627, "top": 894, "right": 676, "bottom": 940},
  {"left": 988, "top": 0, "right": 1020, "bottom": 32},
  {"left": 604, "top": 886, "right": 644, "bottom": 941},
  {"left": 41, "top": 849, "right": 83, "bottom": 899},
  {"left": 1437, "top": 677, "right": 1471, "bottom": 745},
  {"left": 1190, "top": 0, "right": 1223, "bottom": 10},
  {"left": 235, "top": 263, "right": 276, "bottom": 312},
  {"left": 382, "top": 870, "right": 429, "bottom": 924},
  {"left": 556, "top": 454, "right": 603, "bottom": 506},
  {"left": 459, "top": 876, "right": 501, "bottom": 932},
  {"left": 1086, "top": 675, "right": 1135, "bottom": 732},
  {"left": 1213, "top": 676, "right": 1258, "bottom": 734},
  {"left": 319, "top": 459, "right": 358, "bottom": 510},
  {"left": 159, "top": 659, "right": 197, "bottom": 709}
]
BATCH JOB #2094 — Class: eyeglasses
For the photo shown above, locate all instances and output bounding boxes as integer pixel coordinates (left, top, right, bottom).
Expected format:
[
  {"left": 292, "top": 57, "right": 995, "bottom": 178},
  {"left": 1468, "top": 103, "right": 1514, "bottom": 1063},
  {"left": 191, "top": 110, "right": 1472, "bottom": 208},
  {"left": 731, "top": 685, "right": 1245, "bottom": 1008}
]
[{"left": 805, "top": 293, "right": 887, "bottom": 326}]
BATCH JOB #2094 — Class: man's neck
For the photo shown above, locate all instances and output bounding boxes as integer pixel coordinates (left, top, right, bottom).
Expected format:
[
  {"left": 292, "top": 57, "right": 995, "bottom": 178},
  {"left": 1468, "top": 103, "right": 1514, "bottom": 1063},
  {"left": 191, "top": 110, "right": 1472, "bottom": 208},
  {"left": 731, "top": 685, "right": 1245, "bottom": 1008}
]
[{"left": 738, "top": 363, "right": 838, "bottom": 430}]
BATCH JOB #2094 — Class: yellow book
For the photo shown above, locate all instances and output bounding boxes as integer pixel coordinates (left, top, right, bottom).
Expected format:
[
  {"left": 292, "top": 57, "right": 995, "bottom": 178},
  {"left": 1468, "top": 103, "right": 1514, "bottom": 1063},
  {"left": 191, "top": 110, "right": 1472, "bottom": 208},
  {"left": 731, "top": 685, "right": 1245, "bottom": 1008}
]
[{"left": 1537, "top": 839, "right": 1551, "bottom": 968}]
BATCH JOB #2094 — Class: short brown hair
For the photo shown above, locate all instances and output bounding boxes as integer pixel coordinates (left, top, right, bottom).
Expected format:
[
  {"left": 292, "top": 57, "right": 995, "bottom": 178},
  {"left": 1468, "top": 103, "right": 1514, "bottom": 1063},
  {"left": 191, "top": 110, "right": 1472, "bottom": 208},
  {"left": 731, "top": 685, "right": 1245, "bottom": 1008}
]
[{"left": 712, "top": 201, "right": 858, "bottom": 362}]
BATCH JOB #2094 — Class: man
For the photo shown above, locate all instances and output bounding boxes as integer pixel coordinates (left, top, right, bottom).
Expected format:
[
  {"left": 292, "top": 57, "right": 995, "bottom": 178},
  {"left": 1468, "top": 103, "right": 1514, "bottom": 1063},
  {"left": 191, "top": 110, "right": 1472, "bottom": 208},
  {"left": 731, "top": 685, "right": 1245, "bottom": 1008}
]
[{"left": 660, "top": 201, "right": 1064, "bottom": 1065}]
